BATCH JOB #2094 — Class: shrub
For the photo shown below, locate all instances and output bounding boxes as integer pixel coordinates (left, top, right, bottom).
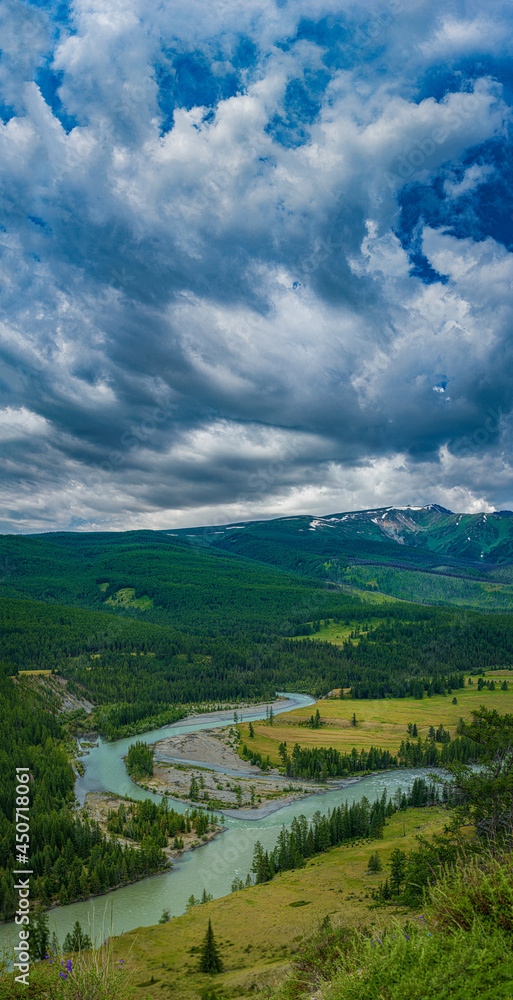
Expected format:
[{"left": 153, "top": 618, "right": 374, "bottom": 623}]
[
  {"left": 265, "top": 845, "right": 513, "bottom": 1000},
  {"left": 426, "top": 843, "right": 513, "bottom": 934},
  {"left": 323, "top": 919, "right": 513, "bottom": 1000}
]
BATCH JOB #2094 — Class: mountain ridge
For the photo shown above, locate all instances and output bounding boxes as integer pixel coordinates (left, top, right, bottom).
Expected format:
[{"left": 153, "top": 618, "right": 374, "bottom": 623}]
[{"left": 171, "top": 503, "right": 513, "bottom": 569}]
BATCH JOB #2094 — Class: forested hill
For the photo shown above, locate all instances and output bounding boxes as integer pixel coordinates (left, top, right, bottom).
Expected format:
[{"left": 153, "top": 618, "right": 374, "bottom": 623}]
[
  {"left": 0, "top": 529, "right": 331, "bottom": 637},
  {"left": 178, "top": 505, "right": 513, "bottom": 568},
  {"left": 1, "top": 516, "right": 513, "bottom": 741},
  {"left": 2, "top": 520, "right": 513, "bottom": 919},
  {"left": 170, "top": 505, "right": 513, "bottom": 611},
  {"left": 3, "top": 504, "right": 513, "bottom": 627}
]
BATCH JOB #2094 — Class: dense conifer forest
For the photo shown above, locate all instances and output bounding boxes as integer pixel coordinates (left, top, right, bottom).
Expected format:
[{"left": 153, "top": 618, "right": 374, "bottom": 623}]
[
  {"left": 0, "top": 670, "right": 169, "bottom": 921},
  {"left": 1, "top": 528, "right": 513, "bottom": 921}
]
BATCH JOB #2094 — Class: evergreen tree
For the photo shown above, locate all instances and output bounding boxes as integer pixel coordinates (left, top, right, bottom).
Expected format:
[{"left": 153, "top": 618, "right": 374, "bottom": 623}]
[
  {"left": 63, "top": 920, "right": 92, "bottom": 953},
  {"left": 442, "top": 707, "right": 513, "bottom": 840},
  {"left": 198, "top": 919, "right": 224, "bottom": 974},
  {"left": 389, "top": 848, "right": 407, "bottom": 895},
  {"left": 30, "top": 905, "right": 50, "bottom": 960}
]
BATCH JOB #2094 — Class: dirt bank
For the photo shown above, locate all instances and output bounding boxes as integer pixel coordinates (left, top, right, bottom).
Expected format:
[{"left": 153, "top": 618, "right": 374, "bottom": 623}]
[{"left": 129, "top": 728, "right": 320, "bottom": 812}]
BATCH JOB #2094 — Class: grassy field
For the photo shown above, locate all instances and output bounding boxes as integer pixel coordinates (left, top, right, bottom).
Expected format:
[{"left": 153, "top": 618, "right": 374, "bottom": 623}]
[
  {"left": 293, "top": 617, "right": 384, "bottom": 646},
  {"left": 105, "top": 587, "right": 154, "bottom": 610},
  {"left": 15, "top": 668, "right": 53, "bottom": 676},
  {"left": 237, "top": 670, "right": 513, "bottom": 766},
  {"left": 114, "top": 806, "right": 446, "bottom": 999}
]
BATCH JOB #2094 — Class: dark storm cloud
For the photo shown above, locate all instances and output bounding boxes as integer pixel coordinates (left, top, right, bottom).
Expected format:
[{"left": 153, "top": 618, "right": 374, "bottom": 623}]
[{"left": 0, "top": 0, "right": 512, "bottom": 529}]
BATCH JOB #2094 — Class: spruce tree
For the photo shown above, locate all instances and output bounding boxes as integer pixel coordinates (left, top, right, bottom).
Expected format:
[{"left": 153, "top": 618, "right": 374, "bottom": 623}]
[
  {"left": 368, "top": 851, "right": 382, "bottom": 872},
  {"left": 198, "top": 919, "right": 224, "bottom": 974},
  {"left": 63, "top": 920, "right": 92, "bottom": 953},
  {"left": 30, "top": 905, "right": 50, "bottom": 960}
]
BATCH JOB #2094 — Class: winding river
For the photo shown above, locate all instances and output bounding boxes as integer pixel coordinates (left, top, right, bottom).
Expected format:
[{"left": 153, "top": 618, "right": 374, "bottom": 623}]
[{"left": 0, "top": 693, "right": 435, "bottom": 953}]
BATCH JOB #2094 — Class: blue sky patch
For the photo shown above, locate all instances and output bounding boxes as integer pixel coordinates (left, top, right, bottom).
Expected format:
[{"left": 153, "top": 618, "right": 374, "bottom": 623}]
[
  {"left": 265, "top": 71, "right": 329, "bottom": 148},
  {"left": 397, "top": 138, "right": 513, "bottom": 253},
  {"left": 35, "top": 66, "right": 79, "bottom": 132},
  {"left": 156, "top": 51, "right": 240, "bottom": 131}
]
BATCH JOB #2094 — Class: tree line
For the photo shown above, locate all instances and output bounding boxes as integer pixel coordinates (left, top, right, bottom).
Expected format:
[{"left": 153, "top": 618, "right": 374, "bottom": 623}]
[
  {"left": 250, "top": 778, "right": 440, "bottom": 884},
  {"left": 106, "top": 798, "right": 217, "bottom": 846},
  {"left": 241, "top": 729, "right": 484, "bottom": 780},
  {"left": 372, "top": 707, "right": 513, "bottom": 906}
]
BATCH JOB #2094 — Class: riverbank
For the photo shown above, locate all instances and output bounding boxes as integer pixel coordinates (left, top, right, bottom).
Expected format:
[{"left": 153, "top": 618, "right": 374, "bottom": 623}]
[{"left": 149, "top": 693, "right": 306, "bottom": 733}]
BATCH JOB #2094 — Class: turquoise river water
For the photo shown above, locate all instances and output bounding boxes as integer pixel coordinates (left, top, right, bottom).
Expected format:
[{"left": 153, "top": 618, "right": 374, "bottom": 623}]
[{"left": 0, "top": 693, "right": 435, "bottom": 952}]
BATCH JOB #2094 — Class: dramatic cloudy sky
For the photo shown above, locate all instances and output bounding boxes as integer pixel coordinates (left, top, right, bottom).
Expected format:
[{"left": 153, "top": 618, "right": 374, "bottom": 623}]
[{"left": 1, "top": 0, "right": 512, "bottom": 532}]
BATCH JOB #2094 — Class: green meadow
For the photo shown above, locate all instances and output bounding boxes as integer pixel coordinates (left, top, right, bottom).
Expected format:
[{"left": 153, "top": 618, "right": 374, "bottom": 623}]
[
  {"left": 113, "top": 807, "right": 446, "bottom": 999},
  {"left": 238, "top": 670, "right": 513, "bottom": 766},
  {"left": 292, "top": 616, "right": 387, "bottom": 646},
  {"left": 105, "top": 587, "right": 154, "bottom": 610}
]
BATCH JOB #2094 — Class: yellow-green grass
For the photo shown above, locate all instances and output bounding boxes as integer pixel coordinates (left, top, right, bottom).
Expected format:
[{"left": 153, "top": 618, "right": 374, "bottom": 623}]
[
  {"left": 238, "top": 671, "right": 513, "bottom": 767},
  {"left": 105, "top": 587, "right": 154, "bottom": 610},
  {"left": 342, "top": 587, "right": 400, "bottom": 605},
  {"left": 115, "top": 807, "right": 445, "bottom": 999},
  {"left": 16, "top": 669, "right": 53, "bottom": 676},
  {"left": 292, "top": 617, "right": 385, "bottom": 646}
]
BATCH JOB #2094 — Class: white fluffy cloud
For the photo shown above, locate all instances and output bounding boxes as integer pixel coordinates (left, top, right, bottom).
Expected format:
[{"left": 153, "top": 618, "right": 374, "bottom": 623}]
[{"left": 0, "top": 0, "right": 512, "bottom": 530}]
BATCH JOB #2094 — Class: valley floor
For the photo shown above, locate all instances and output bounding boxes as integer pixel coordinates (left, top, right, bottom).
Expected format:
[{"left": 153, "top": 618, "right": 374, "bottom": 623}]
[{"left": 130, "top": 728, "right": 325, "bottom": 815}]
